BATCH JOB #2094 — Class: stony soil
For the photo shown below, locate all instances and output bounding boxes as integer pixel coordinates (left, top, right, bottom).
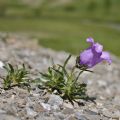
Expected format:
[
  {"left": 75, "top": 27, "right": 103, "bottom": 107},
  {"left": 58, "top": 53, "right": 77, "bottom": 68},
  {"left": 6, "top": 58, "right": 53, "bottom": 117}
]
[{"left": 0, "top": 33, "right": 120, "bottom": 120}]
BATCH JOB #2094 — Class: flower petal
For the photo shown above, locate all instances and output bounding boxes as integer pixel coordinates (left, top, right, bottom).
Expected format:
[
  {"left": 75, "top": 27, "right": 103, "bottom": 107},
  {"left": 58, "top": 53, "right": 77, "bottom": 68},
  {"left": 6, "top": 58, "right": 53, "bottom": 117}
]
[
  {"left": 101, "top": 51, "right": 112, "bottom": 64},
  {"left": 86, "top": 37, "right": 94, "bottom": 44},
  {"left": 93, "top": 43, "right": 103, "bottom": 53},
  {"left": 80, "top": 48, "right": 94, "bottom": 67}
]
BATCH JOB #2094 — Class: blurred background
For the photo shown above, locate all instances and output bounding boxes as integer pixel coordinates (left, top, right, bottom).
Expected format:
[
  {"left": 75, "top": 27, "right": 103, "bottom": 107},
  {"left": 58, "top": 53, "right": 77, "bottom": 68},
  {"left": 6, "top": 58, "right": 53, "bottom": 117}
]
[{"left": 0, "top": 0, "right": 120, "bottom": 56}]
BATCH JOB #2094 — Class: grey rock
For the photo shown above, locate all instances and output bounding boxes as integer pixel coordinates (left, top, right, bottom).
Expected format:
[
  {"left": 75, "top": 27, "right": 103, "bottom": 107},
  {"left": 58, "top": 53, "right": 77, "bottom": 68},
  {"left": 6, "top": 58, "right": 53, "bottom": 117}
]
[
  {"left": 26, "top": 106, "right": 37, "bottom": 117},
  {"left": 75, "top": 112, "right": 88, "bottom": 120},
  {"left": 65, "top": 115, "right": 76, "bottom": 120},
  {"left": 75, "top": 111, "right": 103, "bottom": 120},
  {"left": 41, "top": 102, "right": 51, "bottom": 111},
  {"left": 51, "top": 104, "right": 60, "bottom": 111},
  {"left": 84, "top": 109, "right": 98, "bottom": 115},
  {"left": 48, "top": 95, "right": 63, "bottom": 107},
  {"left": 113, "top": 95, "right": 120, "bottom": 106},
  {"left": 54, "top": 112, "right": 65, "bottom": 120},
  {"left": 0, "top": 114, "right": 20, "bottom": 120},
  {"left": 62, "top": 108, "right": 74, "bottom": 114},
  {"left": 85, "top": 115, "right": 102, "bottom": 120},
  {"left": 0, "top": 109, "right": 6, "bottom": 114},
  {"left": 63, "top": 102, "right": 74, "bottom": 109},
  {"left": 36, "top": 113, "right": 56, "bottom": 120},
  {"left": 5, "top": 103, "right": 18, "bottom": 116}
]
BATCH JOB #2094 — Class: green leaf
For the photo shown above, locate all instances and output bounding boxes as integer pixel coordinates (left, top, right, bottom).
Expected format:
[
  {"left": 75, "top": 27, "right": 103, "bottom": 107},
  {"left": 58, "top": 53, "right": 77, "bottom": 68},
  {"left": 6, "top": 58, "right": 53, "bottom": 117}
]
[
  {"left": 57, "top": 64, "right": 69, "bottom": 77},
  {"left": 8, "top": 63, "right": 14, "bottom": 73},
  {"left": 39, "top": 72, "right": 50, "bottom": 78},
  {"left": 51, "top": 67, "right": 63, "bottom": 76},
  {"left": 63, "top": 54, "right": 71, "bottom": 68}
]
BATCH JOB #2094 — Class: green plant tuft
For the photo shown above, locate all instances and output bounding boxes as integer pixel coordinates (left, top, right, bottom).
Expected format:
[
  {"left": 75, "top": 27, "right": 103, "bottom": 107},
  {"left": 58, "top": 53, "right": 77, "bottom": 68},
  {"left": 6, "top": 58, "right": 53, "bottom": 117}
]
[
  {"left": 36, "top": 55, "right": 89, "bottom": 104},
  {"left": 1, "top": 63, "right": 30, "bottom": 91}
]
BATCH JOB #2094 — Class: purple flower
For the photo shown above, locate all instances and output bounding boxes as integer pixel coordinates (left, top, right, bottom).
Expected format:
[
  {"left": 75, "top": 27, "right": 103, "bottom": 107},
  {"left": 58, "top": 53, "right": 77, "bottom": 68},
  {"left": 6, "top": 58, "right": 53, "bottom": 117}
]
[{"left": 79, "top": 38, "right": 112, "bottom": 68}]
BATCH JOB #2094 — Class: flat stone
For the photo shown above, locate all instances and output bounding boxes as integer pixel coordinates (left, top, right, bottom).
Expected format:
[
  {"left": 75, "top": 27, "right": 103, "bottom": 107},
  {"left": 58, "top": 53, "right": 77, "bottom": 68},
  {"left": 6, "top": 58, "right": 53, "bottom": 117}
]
[
  {"left": 84, "top": 109, "right": 98, "bottom": 115},
  {"left": 36, "top": 113, "right": 56, "bottom": 120},
  {"left": 54, "top": 112, "right": 65, "bottom": 120},
  {"left": 65, "top": 115, "right": 76, "bottom": 120},
  {"left": 48, "top": 95, "right": 63, "bottom": 106},
  {"left": 0, "top": 114, "right": 20, "bottom": 120},
  {"left": 0, "top": 109, "right": 6, "bottom": 114},
  {"left": 26, "top": 107, "right": 37, "bottom": 117},
  {"left": 62, "top": 108, "right": 74, "bottom": 114},
  {"left": 63, "top": 102, "right": 74, "bottom": 109},
  {"left": 85, "top": 115, "right": 103, "bottom": 120},
  {"left": 41, "top": 102, "right": 51, "bottom": 111},
  {"left": 75, "top": 112, "right": 88, "bottom": 120}
]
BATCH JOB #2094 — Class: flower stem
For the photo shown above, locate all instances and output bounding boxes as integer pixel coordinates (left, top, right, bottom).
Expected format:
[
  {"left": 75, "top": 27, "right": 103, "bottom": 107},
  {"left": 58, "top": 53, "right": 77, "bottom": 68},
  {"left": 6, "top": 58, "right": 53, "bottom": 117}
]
[
  {"left": 71, "top": 66, "right": 76, "bottom": 76},
  {"left": 75, "top": 70, "right": 84, "bottom": 83}
]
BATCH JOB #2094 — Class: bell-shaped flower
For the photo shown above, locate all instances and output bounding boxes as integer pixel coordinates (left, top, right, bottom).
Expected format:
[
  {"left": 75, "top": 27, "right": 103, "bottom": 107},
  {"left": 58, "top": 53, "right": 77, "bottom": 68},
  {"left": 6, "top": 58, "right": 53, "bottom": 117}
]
[{"left": 79, "top": 38, "right": 112, "bottom": 68}]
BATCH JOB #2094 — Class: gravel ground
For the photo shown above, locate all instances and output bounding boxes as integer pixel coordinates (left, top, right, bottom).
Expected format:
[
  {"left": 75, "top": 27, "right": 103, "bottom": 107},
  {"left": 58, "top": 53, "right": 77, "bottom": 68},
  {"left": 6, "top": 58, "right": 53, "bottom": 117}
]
[{"left": 0, "top": 33, "right": 120, "bottom": 120}]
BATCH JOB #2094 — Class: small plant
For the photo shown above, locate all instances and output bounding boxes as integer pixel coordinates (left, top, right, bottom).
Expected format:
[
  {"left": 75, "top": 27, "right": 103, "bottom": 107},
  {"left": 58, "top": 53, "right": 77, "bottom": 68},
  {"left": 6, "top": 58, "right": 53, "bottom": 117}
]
[
  {"left": 37, "top": 55, "right": 92, "bottom": 104},
  {"left": 1, "top": 63, "right": 30, "bottom": 90},
  {"left": 36, "top": 37, "right": 111, "bottom": 104}
]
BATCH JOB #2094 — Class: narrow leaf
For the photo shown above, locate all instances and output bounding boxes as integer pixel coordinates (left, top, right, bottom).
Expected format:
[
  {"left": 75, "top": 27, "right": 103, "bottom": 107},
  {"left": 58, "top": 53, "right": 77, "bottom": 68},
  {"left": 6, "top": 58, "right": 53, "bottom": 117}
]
[
  {"left": 63, "top": 54, "right": 71, "bottom": 68},
  {"left": 8, "top": 63, "right": 14, "bottom": 73}
]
